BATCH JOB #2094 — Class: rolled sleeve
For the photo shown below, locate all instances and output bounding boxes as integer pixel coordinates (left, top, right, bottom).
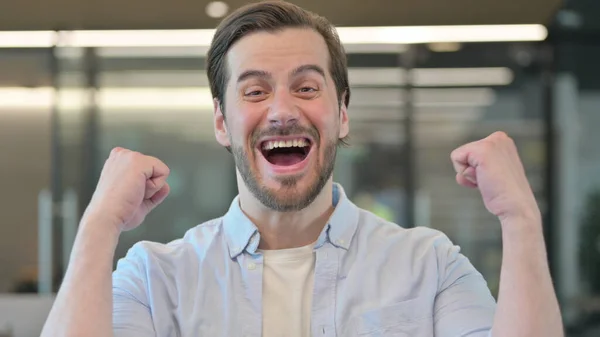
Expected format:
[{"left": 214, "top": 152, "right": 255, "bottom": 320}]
[
  {"left": 112, "top": 243, "right": 156, "bottom": 337},
  {"left": 433, "top": 233, "right": 497, "bottom": 337}
]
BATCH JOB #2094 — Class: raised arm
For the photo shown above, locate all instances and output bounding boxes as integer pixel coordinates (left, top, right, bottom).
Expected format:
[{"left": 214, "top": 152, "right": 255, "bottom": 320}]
[
  {"left": 451, "top": 131, "right": 564, "bottom": 337},
  {"left": 40, "top": 148, "right": 170, "bottom": 337}
]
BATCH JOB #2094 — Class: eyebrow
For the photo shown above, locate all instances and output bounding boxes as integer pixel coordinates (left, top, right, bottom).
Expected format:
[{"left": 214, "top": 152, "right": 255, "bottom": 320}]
[
  {"left": 236, "top": 64, "right": 326, "bottom": 84},
  {"left": 291, "top": 64, "right": 326, "bottom": 79},
  {"left": 237, "top": 69, "right": 271, "bottom": 84}
]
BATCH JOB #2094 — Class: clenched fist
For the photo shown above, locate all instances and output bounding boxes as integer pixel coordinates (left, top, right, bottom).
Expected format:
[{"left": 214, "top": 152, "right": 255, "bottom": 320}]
[
  {"left": 451, "top": 131, "right": 540, "bottom": 222},
  {"left": 84, "top": 147, "right": 171, "bottom": 233}
]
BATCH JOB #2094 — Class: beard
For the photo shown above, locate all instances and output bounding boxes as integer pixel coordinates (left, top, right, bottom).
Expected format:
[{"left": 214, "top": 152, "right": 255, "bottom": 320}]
[{"left": 231, "top": 124, "right": 337, "bottom": 212}]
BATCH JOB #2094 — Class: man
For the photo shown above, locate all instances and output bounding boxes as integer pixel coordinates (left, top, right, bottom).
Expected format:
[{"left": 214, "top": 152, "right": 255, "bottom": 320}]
[{"left": 41, "top": 1, "right": 563, "bottom": 336}]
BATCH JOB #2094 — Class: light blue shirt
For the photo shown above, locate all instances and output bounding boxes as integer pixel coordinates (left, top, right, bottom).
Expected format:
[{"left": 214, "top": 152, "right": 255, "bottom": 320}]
[{"left": 113, "top": 183, "right": 496, "bottom": 336}]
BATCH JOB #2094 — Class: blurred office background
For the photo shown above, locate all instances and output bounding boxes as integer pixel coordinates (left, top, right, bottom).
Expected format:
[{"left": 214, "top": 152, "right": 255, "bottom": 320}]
[{"left": 0, "top": 0, "right": 599, "bottom": 335}]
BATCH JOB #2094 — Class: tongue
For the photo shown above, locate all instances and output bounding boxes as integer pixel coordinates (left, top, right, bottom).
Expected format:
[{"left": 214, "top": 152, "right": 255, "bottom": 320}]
[{"left": 269, "top": 152, "right": 305, "bottom": 166}]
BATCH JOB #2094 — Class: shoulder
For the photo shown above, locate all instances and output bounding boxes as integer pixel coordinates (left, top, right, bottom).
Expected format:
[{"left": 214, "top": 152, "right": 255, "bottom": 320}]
[
  {"left": 354, "top": 208, "right": 485, "bottom": 286},
  {"left": 115, "top": 217, "right": 226, "bottom": 275},
  {"left": 342, "top": 208, "right": 470, "bottom": 300},
  {"left": 354, "top": 208, "right": 457, "bottom": 258}
]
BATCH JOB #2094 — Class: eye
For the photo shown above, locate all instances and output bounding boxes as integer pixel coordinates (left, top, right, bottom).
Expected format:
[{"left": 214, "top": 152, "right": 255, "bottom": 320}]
[
  {"left": 245, "top": 90, "right": 264, "bottom": 97},
  {"left": 298, "top": 87, "right": 317, "bottom": 93}
]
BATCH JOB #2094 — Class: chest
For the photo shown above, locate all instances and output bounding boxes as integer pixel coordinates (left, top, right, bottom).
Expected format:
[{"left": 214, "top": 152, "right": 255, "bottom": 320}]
[{"left": 150, "top": 247, "right": 437, "bottom": 337}]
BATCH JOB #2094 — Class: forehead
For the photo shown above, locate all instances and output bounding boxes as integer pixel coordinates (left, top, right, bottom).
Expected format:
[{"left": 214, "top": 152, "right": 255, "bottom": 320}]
[{"left": 226, "top": 28, "right": 330, "bottom": 78}]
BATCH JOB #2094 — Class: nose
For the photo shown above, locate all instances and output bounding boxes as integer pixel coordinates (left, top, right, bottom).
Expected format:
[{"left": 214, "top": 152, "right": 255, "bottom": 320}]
[{"left": 267, "top": 90, "right": 299, "bottom": 127}]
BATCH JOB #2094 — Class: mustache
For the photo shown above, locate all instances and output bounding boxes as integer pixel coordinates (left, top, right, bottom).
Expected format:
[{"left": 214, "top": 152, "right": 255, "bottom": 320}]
[{"left": 251, "top": 125, "right": 320, "bottom": 147}]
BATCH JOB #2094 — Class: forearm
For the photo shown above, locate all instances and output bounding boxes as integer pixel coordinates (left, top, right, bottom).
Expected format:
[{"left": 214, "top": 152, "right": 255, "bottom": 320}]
[
  {"left": 41, "top": 215, "right": 120, "bottom": 337},
  {"left": 492, "top": 214, "right": 563, "bottom": 337}
]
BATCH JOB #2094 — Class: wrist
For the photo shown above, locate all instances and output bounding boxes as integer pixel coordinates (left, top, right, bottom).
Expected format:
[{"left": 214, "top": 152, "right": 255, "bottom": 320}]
[
  {"left": 499, "top": 202, "right": 542, "bottom": 226},
  {"left": 500, "top": 211, "right": 544, "bottom": 240},
  {"left": 68, "top": 211, "right": 122, "bottom": 266},
  {"left": 80, "top": 211, "right": 123, "bottom": 242}
]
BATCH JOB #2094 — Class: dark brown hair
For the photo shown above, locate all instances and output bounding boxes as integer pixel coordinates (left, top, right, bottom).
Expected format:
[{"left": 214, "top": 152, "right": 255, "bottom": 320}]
[{"left": 206, "top": 0, "right": 351, "bottom": 119}]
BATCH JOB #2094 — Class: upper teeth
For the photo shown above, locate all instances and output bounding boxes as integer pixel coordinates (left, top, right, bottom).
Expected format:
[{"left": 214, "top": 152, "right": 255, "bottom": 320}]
[{"left": 263, "top": 138, "right": 309, "bottom": 150}]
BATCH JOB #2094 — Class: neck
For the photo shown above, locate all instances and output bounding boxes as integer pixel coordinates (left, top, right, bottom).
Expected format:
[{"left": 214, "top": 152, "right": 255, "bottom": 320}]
[{"left": 237, "top": 176, "right": 335, "bottom": 250}]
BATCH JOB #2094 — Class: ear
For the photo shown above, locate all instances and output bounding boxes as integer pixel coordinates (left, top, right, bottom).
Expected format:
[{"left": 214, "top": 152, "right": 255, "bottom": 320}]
[
  {"left": 213, "top": 98, "right": 231, "bottom": 147},
  {"left": 338, "top": 91, "right": 349, "bottom": 139}
]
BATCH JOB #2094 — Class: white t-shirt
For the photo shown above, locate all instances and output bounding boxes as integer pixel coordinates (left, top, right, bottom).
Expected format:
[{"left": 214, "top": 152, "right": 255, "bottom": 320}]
[{"left": 259, "top": 242, "right": 316, "bottom": 337}]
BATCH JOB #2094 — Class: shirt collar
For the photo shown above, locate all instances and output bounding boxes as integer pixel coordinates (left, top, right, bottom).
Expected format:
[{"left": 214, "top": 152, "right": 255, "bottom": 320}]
[
  {"left": 222, "top": 183, "right": 360, "bottom": 258},
  {"left": 222, "top": 196, "right": 260, "bottom": 259},
  {"left": 314, "top": 183, "right": 359, "bottom": 250}
]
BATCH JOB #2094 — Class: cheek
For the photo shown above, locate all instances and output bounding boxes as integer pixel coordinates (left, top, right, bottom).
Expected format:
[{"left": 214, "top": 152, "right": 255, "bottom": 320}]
[
  {"left": 304, "top": 103, "right": 338, "bottom": 135},
  {"left": 224, "top": 89, "right": 259, "bottom": 141},
  {"left": 232, "top": 108, "right": 263, "bottom": 145}
]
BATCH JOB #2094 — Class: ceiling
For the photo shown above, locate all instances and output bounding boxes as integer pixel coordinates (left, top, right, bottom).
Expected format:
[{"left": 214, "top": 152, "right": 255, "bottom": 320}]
[{"left": 0, "top": 0, "right": 562, "bottom": 31}]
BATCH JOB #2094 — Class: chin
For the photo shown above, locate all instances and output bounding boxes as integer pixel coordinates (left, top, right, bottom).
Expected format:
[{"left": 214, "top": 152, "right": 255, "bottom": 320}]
[
  {"left": 232, "top": 136, "right": 335, "bottom": 212},
  {"left": 257, "top": 170, "right": 329, "bottom": 211},
  {"left": 261, "top": 171, "right": 312, "bottom": 195}
]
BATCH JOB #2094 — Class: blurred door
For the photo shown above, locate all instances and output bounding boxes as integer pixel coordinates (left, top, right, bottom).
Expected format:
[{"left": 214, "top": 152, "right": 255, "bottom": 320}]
[{"left": 0, "top": 49, "right": 53, "bottom": 293}]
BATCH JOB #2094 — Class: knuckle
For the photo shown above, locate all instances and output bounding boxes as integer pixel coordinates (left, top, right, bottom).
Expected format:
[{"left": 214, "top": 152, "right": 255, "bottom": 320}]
[
  {"left": 129, "top": 152, "right": 145, "bottom": 166},
  {"left": 149, "top": 156, "right": 168, "bottom": 172},
  {"left": 128, "top": 151, "right": 141, "bottom": 159},
  {"left": 110, "top": 147, "right": 121, "bottom": 156},
  {"left": 115, "top": 150, "right": 140, "bottom": 167},
  {"left": 111, "top": 147, "right": 136, "bottom": 159},
  {"left": 492, "top": 131, "right": 510, "bottom": 142},
  {"left": 450, "top": 145, "right": 465, "bottom": 158},
  {"left": 495, "top": 131, "right": 508, "bottom": 138},
  {"left": 493, "top": 131, "right": 516, "bottom": 148}
]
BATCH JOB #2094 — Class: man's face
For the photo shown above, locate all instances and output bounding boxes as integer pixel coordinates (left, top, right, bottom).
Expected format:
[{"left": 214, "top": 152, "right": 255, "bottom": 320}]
[{"left": 213, "top": 28, "right": 349, "bottom": 211}]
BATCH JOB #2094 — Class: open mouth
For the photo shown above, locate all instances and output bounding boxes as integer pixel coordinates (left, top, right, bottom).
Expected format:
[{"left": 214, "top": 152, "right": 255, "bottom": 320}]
[{"left": 260, "top": 138, "right": 312, "bottom": 167}]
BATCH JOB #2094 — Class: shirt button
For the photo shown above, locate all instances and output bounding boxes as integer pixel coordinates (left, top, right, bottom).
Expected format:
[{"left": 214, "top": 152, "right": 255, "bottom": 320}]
[
  {"left": 337, "top": 239, "right": 345, "bottom": 245},
  {"left": 247, "top": 262, "right": 256, "bottom": 270}
]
